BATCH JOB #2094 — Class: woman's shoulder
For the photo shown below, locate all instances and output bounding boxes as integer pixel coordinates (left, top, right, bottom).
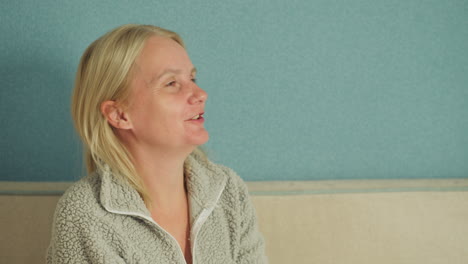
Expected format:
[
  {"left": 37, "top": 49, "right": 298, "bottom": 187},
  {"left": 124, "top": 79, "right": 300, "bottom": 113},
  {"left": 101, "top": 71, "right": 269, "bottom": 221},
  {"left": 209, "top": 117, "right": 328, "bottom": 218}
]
[
  {"left": 54, "top": 173, "right": 103, "bottom": 219},
  {"left": 215, "top": 163, "right": 247, "bottom": 190},
  {"left": 189, "top": 151, "right": 247, "bottom": 191}
]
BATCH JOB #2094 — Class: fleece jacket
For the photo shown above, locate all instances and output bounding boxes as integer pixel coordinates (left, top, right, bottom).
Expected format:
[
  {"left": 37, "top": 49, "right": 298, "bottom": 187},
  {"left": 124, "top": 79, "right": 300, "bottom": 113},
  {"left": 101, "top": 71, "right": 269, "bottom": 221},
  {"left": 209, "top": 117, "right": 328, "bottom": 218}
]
[{"left": 46, "top": 152, "right": 267, "bottom": 263}]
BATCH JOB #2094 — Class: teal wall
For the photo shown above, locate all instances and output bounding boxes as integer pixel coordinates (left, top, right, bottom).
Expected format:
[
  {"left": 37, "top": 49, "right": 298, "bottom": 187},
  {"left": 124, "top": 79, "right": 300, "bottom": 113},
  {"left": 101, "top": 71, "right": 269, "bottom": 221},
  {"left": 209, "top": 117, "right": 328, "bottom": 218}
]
[{"left": 1, "top": 0, "right": 467, "bottom": 182}]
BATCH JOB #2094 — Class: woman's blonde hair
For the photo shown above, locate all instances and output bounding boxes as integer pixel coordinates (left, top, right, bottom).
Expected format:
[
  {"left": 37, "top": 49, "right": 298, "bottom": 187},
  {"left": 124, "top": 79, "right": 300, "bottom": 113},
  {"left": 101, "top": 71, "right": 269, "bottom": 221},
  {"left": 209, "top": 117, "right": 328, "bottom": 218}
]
[{"left": 71, "top": 24, "right": 204, "bottom": 203}]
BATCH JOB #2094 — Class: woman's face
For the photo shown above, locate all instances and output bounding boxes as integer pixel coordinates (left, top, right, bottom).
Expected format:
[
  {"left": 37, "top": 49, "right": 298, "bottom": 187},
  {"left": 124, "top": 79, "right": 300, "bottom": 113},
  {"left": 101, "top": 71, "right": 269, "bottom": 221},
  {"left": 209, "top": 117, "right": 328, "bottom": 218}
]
[{"left": 125, "top": 36, "right": 208, "bottom": 152}]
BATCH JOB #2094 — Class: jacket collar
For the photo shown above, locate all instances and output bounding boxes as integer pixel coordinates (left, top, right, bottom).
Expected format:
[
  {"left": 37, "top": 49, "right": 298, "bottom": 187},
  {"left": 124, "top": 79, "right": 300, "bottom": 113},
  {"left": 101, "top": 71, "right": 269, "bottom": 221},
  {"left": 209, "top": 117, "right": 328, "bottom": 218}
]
[{"left": 99, "top": 152, "right": 227, "bottom": 222}]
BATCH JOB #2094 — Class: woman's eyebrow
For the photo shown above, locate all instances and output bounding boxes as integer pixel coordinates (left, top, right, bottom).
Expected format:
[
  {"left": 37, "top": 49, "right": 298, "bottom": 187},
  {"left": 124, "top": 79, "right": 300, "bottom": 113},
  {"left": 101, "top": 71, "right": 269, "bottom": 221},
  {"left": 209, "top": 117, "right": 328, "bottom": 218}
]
[{"left": 150, "top": 67, "right": 197, "bottom": 84}]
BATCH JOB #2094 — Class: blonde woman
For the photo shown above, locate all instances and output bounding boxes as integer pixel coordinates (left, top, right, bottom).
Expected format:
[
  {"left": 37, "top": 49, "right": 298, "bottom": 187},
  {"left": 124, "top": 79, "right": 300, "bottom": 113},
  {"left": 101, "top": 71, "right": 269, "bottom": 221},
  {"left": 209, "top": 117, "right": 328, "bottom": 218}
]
[{"left": 47, "top": 24, "right": 267, "bottom": 264}]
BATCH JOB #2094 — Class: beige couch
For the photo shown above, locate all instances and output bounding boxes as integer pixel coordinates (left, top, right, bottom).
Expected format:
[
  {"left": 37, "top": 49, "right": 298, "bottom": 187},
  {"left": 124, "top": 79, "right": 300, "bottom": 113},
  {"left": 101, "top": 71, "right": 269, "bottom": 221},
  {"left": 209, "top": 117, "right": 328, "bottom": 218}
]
[{"left": 1, "top": 179, "right": 468, "bottom": 264}]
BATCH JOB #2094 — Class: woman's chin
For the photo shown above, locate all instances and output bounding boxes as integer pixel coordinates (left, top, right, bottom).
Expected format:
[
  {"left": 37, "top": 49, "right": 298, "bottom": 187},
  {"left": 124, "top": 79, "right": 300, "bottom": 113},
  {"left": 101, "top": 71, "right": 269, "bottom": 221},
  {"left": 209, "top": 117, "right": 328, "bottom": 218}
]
[
  {"left": 193, "top": 133, "right": 209, "bottom": 146},
  {"left": 191, "top": 131, "right": 209, "bottom": 146}
]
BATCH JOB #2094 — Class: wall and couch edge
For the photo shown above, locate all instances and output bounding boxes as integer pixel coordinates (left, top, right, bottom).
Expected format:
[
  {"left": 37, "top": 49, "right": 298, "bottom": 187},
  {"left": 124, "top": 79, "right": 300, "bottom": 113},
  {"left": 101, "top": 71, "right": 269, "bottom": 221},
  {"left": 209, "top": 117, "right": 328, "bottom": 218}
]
[{"left": 2, "top": 179, "right": 468, "bottom": 264}]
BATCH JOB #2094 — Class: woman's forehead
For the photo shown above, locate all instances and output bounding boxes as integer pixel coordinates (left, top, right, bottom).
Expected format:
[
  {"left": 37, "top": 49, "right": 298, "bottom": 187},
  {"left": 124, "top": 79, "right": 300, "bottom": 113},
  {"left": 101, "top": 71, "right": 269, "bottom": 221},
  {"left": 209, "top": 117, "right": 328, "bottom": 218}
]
[{"left": 135, "top": 36, "right": 193, "bottom": 77}]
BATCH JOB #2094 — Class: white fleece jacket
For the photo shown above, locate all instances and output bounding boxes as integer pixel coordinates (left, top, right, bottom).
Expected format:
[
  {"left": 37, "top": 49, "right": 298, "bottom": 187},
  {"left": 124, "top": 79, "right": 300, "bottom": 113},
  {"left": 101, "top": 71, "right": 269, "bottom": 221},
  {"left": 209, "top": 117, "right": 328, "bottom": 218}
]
[{"left": 47, "top": 152, "right": 267, "bottom": 263}]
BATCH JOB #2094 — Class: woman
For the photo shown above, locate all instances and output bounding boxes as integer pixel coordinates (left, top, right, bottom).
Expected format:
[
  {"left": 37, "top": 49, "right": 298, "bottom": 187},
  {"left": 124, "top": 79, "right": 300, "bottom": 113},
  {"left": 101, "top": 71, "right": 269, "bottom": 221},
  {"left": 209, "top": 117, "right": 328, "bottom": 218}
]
[{"left": 47, "top": 24, "right": 267, "bottom": 263}]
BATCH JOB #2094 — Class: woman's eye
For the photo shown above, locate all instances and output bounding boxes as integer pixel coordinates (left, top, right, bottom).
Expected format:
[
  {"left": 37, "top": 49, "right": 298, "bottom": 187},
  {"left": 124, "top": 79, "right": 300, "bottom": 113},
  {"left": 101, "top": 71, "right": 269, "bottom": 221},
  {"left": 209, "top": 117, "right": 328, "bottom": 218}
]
[
  {"left": 166, "top": 80, "right": 176, "bottom": 87},
  {"left": 191, "top": 78, "right": 197, "bottom": 83}
]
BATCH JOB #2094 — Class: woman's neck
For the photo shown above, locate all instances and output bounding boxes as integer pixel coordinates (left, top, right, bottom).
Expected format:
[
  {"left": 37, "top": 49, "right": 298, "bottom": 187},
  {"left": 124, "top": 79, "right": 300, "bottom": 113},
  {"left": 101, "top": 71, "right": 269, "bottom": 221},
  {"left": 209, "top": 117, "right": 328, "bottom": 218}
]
[{"left": 128, "top": 144, "right": 192, "bottom": 211}]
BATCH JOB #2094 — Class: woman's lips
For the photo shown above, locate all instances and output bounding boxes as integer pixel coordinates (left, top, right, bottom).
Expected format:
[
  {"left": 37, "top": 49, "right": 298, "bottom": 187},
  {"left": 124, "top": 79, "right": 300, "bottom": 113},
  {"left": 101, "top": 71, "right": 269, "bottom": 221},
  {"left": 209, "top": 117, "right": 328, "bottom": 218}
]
[
  {"left": 186, "top": 112, "right": 205, "bottom": 122},
  {"left": 188, "top": 116, "right": 204, "bottom": 123}
]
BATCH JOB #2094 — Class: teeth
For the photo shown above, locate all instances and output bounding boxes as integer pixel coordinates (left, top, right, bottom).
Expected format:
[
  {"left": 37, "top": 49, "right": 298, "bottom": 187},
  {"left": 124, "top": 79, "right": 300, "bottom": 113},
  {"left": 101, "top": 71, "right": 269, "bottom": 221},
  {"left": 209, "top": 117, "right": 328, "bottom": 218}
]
[{"left": 191, "top": 114, "right": 200, "bottom": 120}]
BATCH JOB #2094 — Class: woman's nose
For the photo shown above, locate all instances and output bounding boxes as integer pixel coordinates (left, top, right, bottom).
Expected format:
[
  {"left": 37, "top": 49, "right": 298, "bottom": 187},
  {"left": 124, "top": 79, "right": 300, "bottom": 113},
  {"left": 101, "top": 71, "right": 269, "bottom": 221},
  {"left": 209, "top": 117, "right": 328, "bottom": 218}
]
[{"left": 189, "top": 84, "right": 208, "bottom": 104}]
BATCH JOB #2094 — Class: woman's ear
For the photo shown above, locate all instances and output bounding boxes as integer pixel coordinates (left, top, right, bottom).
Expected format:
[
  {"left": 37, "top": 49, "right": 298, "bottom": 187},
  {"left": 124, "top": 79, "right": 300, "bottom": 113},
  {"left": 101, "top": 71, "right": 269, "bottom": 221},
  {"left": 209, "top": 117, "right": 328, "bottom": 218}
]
[{"left": 100, "top": 100, "right": 132, "bottom": 130}]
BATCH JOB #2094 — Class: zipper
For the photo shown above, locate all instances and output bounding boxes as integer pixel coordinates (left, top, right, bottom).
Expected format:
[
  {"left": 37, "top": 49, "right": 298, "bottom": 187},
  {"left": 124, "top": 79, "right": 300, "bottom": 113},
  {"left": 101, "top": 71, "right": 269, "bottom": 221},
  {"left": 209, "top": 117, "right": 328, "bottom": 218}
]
[
  {"left": 189, "top": 180, "right": 226, "bottom": 264},
  {"left": 104, "top": 208, "right": 188, "bottom": 264}
]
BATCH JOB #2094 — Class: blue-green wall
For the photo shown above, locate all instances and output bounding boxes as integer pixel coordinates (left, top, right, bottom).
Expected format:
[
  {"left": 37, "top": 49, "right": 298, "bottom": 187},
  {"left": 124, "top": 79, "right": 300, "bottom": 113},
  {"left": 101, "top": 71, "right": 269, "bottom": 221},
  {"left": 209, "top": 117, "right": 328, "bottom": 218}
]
[{"left": 1, "top": 0, "right": 467, "bottom": 182}]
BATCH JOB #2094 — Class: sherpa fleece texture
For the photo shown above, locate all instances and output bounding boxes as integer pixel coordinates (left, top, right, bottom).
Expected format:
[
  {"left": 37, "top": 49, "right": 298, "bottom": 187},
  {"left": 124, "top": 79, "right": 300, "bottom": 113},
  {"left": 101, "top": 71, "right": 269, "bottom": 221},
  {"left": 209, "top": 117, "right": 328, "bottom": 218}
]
[{"left": 47, "top": 152, "right": 267, "bottom": 263}]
